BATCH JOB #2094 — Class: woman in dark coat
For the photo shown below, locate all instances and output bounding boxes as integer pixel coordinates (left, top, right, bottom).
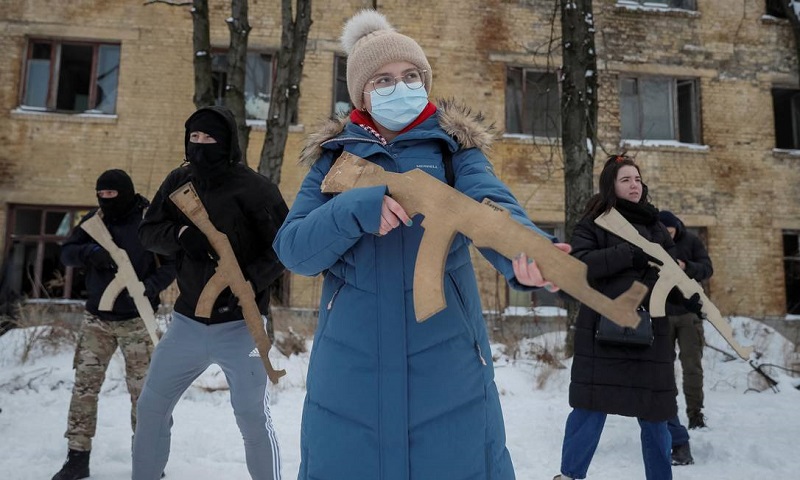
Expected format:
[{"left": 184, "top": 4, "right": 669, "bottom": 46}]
[{"left": 554, "top": 155, "right": 680, "bottom": 480}]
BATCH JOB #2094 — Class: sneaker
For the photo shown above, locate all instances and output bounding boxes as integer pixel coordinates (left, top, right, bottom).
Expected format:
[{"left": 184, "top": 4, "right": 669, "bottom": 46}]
[
  {"left": 671, "top": 443, "right": 694, "bottom": 466},
  {"left": 688, "top": 411, "right": 707, "bottom": 429}
]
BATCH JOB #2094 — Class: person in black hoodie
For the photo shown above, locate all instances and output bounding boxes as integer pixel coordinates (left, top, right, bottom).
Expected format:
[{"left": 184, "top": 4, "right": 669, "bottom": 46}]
[
  {"left": 658, "top": 209, "right": 714, "bottom": 466},
  {"left": 133, "top": 106, "right": 289, "bottom": 480},
  {"left": 553, "top": 155, "right": 702, "bottom": 480},
  {"left": 53, "top": 169, "right": 176, "bottom": 480}
]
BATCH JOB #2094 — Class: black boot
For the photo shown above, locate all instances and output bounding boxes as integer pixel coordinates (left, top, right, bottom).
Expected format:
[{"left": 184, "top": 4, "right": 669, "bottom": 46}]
[
  {"left": 671, "top": 442, "right": 695, "bottom": 466},
  {"left": 52, "top": 449, "right": 90, "bottom": 480}
]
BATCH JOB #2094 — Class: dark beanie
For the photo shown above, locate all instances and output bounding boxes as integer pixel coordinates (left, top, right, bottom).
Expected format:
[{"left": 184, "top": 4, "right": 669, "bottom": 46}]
[
  {"left": 96, "top": 169, "right": 134, "bottom": 197},
  {"left": 658, "top": 210, "right": 681, "bottom": 229},
  {"left": 185, "top": 109, "right": 231, "bottom": 147}
]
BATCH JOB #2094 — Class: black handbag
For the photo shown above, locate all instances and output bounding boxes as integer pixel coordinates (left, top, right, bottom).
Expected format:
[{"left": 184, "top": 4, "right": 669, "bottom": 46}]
[{"left": 595, "top": 308, "right": 653, "bottom": 347}]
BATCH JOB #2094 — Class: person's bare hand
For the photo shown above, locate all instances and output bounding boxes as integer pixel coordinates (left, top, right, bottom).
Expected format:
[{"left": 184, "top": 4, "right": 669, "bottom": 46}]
[
  {"left": 512, "top": 243, "right": 572, "bottom": 290},
  {"left": 378, "top": 195, "right": 412, "bottom": 236}
]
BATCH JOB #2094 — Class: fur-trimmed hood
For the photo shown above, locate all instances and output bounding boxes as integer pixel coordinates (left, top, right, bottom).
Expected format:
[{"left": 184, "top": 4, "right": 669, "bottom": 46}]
[{"left": 298, "top": 98, "right": 496, "bottom": 166}]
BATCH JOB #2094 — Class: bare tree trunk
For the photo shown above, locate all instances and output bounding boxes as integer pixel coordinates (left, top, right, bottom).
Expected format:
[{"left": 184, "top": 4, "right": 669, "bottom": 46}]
[
  {"left": 560, "top": 0, "right": 597, "bottom": 357},
  {"left": 191, "top": 0, "right": 215, "bottom": 108},
  {"left": 257, "top": 0, "right": 313, "bottom": 184},
  {"left": 779, "top": 1, "right": 800, "bottom": 87},
  {"left": 225, "top": 0, "right": 251, "bottom": 164}
]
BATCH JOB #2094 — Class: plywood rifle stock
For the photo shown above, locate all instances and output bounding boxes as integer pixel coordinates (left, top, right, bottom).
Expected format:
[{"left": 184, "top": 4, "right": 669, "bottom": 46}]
[
  {"left": 320, "top": 152, "right": 647, "bottom": 328},
  {"left": 594, "top": 208, "right": 754, "bottom": 360},
  {"left": 80, "top": 214, "right": 160, "bottom": 346},
  {"left": 169, "top": 182, "right": 286, "bottom": 384}
]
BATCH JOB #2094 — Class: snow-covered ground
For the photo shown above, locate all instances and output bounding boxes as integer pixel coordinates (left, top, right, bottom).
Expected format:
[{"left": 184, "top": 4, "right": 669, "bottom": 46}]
[{"left": 1, "top": 316, "right": 798, "bottom": 479}]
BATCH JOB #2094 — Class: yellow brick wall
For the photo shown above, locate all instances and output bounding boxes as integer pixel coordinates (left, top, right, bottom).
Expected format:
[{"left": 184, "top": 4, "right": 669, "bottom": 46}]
[{"left": 1, "top": 0, "right": 798, "bottom": 317}]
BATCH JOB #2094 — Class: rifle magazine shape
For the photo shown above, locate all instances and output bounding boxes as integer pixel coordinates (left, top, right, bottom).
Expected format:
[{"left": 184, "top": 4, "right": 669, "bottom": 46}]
[
  {"left": 594, "top": 208, "right": 754, "bottom": 360},
  {"left": 169, "top": 182, "right": 286, "bottom": 384},
  {"left": 321, "top": 152, "right": 647, "bottom": 328},
  {"left": 80, "top": 214, "right": 160, "bottom": 346}
]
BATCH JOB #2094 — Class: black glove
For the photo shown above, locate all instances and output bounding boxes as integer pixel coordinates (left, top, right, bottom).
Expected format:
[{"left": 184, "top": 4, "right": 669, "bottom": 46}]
[
  {"left": 630, "top": 246, "right": 662, "bottom": 270},
  {"left": 178, "top": 226, "right": 217, "bottom": 261},
  {"left": 684, "top": 292, "right": 703, "bottom": 315},
  {"left": 88, "top": 247, "right": 116, "bottom": 271}
]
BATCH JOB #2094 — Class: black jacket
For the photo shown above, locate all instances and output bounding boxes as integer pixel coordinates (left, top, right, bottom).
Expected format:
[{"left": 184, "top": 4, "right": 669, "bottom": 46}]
[
  {"left": 138, "top": 106, "right": 289, "bottom": 324},
  {"left": 568, "top": 212, "right": 678, "bottom": 421},
  {"left": 664, "top": 219, "right": 713, "bottom": 316},
  {"left": 60, "top": 195, "right": 177, "bottom": 321}
]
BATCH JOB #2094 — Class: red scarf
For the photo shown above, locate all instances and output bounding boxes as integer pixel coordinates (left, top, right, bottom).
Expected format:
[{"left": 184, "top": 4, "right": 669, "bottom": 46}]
[{"left": 349, "top": 102, "right": 438, "bottom": 135}]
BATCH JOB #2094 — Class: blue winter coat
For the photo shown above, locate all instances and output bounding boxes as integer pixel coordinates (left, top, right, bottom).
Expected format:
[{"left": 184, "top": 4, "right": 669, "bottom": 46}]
[{"left": 274, "top": 101, "right": 553, "bottom": 480}]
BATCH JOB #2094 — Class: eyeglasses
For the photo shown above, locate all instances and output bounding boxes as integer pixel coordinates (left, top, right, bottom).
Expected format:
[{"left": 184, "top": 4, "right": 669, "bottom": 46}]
[{"left": 365, "top": 69, "right": 427, "bottom": 96}]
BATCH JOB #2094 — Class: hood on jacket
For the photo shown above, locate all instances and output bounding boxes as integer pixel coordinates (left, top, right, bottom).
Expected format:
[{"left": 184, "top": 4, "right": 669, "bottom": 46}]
[
  {"left": 298, "top": 98, "right": 496, "bottom": 166},
  {"left": 184, "top": 105, "right": 243, "bottom": 165}
]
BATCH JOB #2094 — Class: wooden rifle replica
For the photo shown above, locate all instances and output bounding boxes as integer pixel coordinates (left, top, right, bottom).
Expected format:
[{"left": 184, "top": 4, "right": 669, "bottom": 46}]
[
  {"left": 80, "top": 214, "right": 160, "bottom": 345},
  {"left": 169, "top": 182, "right": 286, "bottom": 384},
  {"left": 594, "top": 208, "right": 754, "bottom": 360},
  {"left": 320, "top": 152, "right": 647, "bottom": 328}
]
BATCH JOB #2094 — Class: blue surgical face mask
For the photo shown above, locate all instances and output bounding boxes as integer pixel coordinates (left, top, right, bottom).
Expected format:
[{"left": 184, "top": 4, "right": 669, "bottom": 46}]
[{"left": 368, "top": 82, "right": 428, "bottom": 132}]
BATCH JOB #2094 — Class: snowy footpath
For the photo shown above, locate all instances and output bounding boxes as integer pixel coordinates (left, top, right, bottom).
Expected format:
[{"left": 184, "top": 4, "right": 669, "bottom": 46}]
[{"left": 1, "top": 316, "right": 798, "bottom": 479}]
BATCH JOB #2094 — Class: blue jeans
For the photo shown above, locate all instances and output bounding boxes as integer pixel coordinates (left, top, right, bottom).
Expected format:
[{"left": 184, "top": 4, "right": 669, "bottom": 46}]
[
  {"left": 667, "top": 415, "right": 689, "bottom": 447},
  {"left": 560, "top": 408, "right": 672, "bottom": 480}
]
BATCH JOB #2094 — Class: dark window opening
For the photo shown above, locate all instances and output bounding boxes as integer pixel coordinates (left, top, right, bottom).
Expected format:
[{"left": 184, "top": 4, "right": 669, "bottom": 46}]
[
  {"left": 772, "top": 88, "right": 800, "bottom": 150},
  {"left": 783, "top": 231, "right": 800, "bottom": 315},
  {"left": 766, "top": 0, "right": 788, "bottom": 18},
  {"left": 3, "top": 205, "right": 92, "bottom": 300}
]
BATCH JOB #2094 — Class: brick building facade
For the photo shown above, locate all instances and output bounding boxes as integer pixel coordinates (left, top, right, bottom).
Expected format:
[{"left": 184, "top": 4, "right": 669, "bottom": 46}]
[{"left": 1, "top": 0, "right": 798, "bottom": 320}]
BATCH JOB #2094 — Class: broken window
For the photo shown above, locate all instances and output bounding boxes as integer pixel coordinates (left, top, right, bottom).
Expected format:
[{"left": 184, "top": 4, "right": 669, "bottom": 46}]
[
  {"left": 212, "top": 52, "right": 274, "bottom": 120},
  {"left": 21, "top": 40, "right": 120, "bottom": 114},
  {"left": 620, "top": 76, "right": 701, "bottom": 143},
  {"left": 332, "top": 54, "right": 351, "bottom": 117},
  {"left": 772, "top": 88, "right": 800, "bottom": 150},
  {"left": 506, "top": 67, "right": 561, "bottom": 138},
  {"left": 784, "top": 231, "right": 800, "bottom": 315},
  {"left": 617, "top": 0, "right": 696, "bottom": 9},
  {"left": 507, "top": 224, "right": 565, "bottom": 310},
  {"left": 4, "top": 205, "right": 92, "bottom": 300}
]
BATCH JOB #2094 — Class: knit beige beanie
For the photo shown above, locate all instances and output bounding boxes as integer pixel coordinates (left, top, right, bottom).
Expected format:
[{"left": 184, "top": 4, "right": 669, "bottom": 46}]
[{"left": 341, "top": 10, "right": 432, "bottom": 111}]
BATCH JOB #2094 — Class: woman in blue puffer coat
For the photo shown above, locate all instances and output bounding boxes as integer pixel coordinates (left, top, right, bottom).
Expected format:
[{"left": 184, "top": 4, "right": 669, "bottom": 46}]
[{"left": 273, "top": 10, "right": 569, "bottom": 480}]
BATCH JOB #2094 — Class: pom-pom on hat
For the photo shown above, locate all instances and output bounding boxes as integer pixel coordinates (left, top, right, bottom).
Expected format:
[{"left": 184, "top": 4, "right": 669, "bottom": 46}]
[{"left": 341, "top": 10, "right": 432, "bottom": 111}]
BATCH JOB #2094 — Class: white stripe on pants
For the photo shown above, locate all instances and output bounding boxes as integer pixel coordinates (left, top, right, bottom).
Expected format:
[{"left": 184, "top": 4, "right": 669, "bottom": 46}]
[{"left": 132, "top": 311, "right": 281, "bottom": 480}]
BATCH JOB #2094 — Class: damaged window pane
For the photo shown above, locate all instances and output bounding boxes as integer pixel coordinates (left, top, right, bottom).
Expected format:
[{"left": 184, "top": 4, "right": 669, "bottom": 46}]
[
  {"left": 20, "top": 40, "right": 120, "bottom": 114},
  {"left": 505, "top": 67, "right": 561, "bottom": 138},
  {"left": 772, "top": 88, "right": 800, "bottom": 149},
  {"left": 212, "top": 51, "right": 273, "bottom": 120}
]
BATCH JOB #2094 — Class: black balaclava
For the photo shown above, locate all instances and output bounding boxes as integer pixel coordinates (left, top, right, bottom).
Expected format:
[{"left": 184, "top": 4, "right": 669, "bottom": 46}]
[
  {"left": 96, "top": 169, "right": 136, "bottom": 222},
  {"left": 185, "top": 109, "right": 233, "bottom": 182}
]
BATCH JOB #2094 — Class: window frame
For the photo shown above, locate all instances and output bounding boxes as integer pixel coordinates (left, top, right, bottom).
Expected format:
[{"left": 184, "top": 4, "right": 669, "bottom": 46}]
[
  {"left": 771, "top": 87, "right": 800, "bottom": 150},
  {"left": 332, "top": 54, "right": 351, "bottom": 117},
  {"left": 19, "top": 38, "right": 121, "bottom": 114},
  {"left": 4, "top": 204, "right": 92, "bottom": 300},
  {"left": 617, "top": 0, "right": 697, "bottom": 9},
  {"left": 783, "top": 230, "right": 800, "bottom": 315},
  {"left": 211, "top": 49, "right": 276, "bottom": 121},
  {"left": 506, "top": 223, "right": 566, "bottom": 310},
  {"left": 505, "top": 66, "right": 562, "bottom": 139},
  {"left": 619, "top": 75, "right": 702, "bottom": 144}
]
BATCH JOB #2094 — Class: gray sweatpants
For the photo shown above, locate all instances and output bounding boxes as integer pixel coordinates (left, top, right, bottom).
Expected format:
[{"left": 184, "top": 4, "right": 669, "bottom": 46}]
[{"left": 132, "top": 311, "right": 281, "bottom": 480}]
